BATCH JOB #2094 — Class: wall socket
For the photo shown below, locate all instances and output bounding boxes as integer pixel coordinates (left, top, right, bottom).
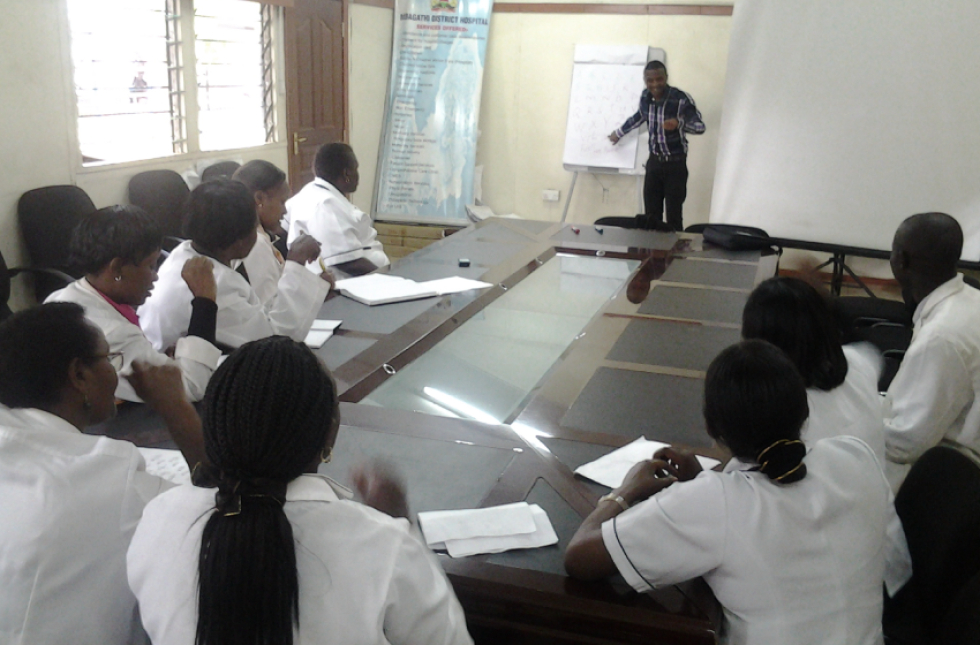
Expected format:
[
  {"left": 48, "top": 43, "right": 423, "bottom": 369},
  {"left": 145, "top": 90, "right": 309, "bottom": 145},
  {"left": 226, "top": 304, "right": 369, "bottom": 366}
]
[{"left": 542, "top": 189, "right": 560, "bottom": 202}]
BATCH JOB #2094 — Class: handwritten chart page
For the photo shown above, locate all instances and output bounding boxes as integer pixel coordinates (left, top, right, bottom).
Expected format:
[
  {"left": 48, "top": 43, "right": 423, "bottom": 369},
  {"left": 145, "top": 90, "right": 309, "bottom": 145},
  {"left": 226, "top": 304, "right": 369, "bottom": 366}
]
[{"left": 562, "top": 45, "right": 663, "bottom": 172}]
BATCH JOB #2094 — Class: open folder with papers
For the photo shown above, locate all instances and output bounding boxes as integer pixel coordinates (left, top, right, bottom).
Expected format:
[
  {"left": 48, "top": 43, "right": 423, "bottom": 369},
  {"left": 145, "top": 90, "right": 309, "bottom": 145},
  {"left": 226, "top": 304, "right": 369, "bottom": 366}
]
[{"left": 335, "top": 274, "right": 493, "bottom": 306}]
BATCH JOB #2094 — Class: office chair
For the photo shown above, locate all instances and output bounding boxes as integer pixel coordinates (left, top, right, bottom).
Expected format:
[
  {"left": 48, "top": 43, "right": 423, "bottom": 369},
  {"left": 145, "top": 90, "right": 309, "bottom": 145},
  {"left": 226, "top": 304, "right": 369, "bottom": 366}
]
[
  {"left": 200, "top": 160, "right": 241, "bottom": 182},
  {"left": 0, "top": 249, "right": 15, "bottom": 322},
  {"left": 17, "top": 185, "right": 94, "bottom": 302},
  {"left": 128, "top": 169, "right": 190, "bottom": 247},
  {"left": 884, "top": 446, "right": 980, "bottom": 645},
  {"left": 0, "top": 248, "right": 76, "bottom": 319}
]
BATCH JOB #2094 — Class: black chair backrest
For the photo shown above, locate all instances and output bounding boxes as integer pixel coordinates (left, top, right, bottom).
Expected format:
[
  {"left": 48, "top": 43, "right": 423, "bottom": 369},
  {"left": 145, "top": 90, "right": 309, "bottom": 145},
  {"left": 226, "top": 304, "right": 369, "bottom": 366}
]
[
  {"left": 128, "top": 169, "right": 190, "bottom": 239},
  {"left": 938, "top": 571, "right": 980, "bottom": 645},
  {"left": 17, "top": 185, "right": 95, "bottom": 271},
  {"left": 200, "top": 160, "right": 241, "bottom": 183},
  {"left": 0, "top": 249, "right": 13, "bottom": 322},
  {"left": 896, "top": 446, "right": 980, "bottom": 637},
  {"left": 17, "top": 185, "right": 95, "bottom": 301}
]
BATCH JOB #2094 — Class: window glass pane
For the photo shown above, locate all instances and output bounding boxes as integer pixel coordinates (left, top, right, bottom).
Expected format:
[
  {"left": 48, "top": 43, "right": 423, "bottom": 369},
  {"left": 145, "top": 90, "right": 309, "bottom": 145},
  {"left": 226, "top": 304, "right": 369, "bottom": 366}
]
[
  {"left": 195, "top": 0, "right": 267, "bottom": 151},
  {"left": 67, "top": 0, "right": 175, "bottom": 164}
]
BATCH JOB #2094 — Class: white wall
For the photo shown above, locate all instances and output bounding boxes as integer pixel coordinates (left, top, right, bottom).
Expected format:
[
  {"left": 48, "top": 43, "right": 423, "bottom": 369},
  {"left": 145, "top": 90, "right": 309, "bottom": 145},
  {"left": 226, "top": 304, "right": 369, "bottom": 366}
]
[
  {"left": 478, "top": 10, "right": 731, "bottom": 224},
  {"left": 348, "top": 3, "right": 394, "bottom": 215},
  {"left": 1, "top": 0, "right": 77, "bottom": 310}
]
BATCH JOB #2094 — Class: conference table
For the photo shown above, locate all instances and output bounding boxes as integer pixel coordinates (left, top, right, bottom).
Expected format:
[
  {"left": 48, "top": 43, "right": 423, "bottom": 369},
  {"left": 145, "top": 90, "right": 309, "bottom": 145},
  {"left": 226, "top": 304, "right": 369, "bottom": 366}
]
[{"left": 92, "top": 218, "right": 776, "bottom": 644}]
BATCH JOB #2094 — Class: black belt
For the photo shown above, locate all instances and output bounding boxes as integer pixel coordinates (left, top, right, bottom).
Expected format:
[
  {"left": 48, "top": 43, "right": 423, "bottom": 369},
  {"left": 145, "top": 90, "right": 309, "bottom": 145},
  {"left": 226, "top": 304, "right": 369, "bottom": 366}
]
[{"left": 648, "top": 154, "right": 686, "bottom": 163}]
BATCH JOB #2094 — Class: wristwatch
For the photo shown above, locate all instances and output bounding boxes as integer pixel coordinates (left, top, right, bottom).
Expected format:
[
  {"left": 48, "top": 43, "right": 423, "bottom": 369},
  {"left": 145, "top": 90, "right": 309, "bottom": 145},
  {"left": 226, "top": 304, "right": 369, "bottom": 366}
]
[{"left": 598, "top": 493, "right": 630, "bottom": 512}]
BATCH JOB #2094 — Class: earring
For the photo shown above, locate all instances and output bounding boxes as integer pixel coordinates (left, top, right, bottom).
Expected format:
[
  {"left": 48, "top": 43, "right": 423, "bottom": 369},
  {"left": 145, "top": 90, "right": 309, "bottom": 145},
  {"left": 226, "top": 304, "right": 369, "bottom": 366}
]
[
  {"left": 320, "top": 447, "right": 332, "bottom": 464},
  {"left": 83, "top": 393, "right": 91, "bottom": 410},
  {"left": 114, "top": 276, "right": 122, "bottom": 282}
]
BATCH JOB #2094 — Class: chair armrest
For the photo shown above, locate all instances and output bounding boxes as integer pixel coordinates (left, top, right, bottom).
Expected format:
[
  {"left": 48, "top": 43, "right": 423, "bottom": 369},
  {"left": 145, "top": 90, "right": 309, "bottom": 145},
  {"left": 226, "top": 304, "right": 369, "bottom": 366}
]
[{"left": 8, "top": 266, "right": 75, "bottom": 286}]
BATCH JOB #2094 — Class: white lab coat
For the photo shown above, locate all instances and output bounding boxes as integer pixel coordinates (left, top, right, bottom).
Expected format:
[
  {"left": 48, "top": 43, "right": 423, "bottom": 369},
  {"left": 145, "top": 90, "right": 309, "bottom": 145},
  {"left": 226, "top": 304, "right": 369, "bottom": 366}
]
[
  {"left": 138, "top": 240, "right": 330, "bottom": 351},
  {"left": 0, "top": 405, "right": 171, "bottom": 645},
  {"left": 241, "top": 226, "right": 284, "bottom": 307},
  {"left": 128, "top": 474, "right": 473, "bottom": 645},
  {"left": 884, "top": 275, "right": 980, "bottom": 485},
  {"left": 46, "top": 279, "right": 221, "bottom": 402},
  {"left": 804, "top": 344, "right": 886, "bottom": 464},
  {"left": 286, "top": 178, "right": 389, "bottom": 269},
  {"left": 603, "top": 437, "right": 907, "bottom": 645}
]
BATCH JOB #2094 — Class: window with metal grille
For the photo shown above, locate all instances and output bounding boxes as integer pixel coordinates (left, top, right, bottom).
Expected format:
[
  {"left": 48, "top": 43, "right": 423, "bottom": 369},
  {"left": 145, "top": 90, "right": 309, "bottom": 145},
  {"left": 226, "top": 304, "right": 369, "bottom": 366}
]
[{"left": 67, "top": 0, "right": 277, "bottom": 166}]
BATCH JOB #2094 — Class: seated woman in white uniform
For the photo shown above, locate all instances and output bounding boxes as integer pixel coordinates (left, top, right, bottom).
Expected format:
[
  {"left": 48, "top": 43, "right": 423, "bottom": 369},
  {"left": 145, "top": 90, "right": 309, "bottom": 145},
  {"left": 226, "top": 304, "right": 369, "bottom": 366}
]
[
  {"left": 741, "top": 276, "right": 886, "bottom": 462},
  {"left": 127, "top": 336, "right": 473, "bottom": 645},
  {"left": 565, "top": 340, "right": 900, "bottom": 645},
  {"left": 0, "top": 303, "right": 205, "bottom": 645},
  {"left": 139, "top": 179, "right": 331, "bottom": 351},
  {"left": 46, "top": 205, "right": 221, "bottom": 402},
  {"left": 234, "top": 159, "right": 333, "bottom": 307}
]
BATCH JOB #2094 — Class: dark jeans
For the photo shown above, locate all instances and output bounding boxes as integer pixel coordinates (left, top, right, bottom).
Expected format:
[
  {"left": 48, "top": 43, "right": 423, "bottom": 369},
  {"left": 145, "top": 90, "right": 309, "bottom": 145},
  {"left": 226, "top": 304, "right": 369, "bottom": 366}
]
[{"left": 643, "top": 156, "right": 688, "bottom": 231}]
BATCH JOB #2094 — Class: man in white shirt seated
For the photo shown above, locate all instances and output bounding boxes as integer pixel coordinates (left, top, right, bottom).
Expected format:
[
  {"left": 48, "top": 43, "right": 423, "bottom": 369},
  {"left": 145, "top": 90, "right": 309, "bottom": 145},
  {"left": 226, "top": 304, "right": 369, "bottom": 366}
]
[
  {"left": 884, "top": 212, "right": 980, "bottom": 487},
  {"left": 286, "top": 142, "right": 389, "bottom": 276}
]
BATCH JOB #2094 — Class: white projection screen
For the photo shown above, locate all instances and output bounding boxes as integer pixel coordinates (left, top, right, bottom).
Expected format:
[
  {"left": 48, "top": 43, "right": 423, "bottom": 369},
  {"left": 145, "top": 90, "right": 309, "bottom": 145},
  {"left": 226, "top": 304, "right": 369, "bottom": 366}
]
[{"left": 710, "top": 0, "right": 980, "bottom": 259}]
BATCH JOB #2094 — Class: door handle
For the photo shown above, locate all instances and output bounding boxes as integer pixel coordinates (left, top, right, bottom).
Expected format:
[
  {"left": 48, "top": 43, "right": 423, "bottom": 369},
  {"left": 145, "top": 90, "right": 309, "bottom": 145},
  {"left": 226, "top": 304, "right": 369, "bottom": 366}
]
[{"left": 293, "top": 132, "right": 307, "bottom": 155}]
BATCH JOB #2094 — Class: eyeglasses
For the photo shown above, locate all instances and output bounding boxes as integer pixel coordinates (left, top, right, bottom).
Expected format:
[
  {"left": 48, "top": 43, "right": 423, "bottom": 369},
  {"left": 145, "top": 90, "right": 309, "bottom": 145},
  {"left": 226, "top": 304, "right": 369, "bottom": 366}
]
[{"left": 90, "top": 352, "right": 125, "bottom": 371}]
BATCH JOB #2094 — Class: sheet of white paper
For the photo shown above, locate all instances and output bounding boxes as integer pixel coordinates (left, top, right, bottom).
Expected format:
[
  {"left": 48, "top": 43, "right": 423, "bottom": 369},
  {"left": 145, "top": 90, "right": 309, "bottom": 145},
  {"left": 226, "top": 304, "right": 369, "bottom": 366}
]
[
  {"left": 444, "top": 505, "right": 559, "bottom": 558},
  {"left": 420, "top": 276, "right": 494, "bottom": 295},
  {"left": 139, "top": 448, "right": 191, "bottom": 486},
  {"left": 574, "top": 437, "right": 722, "bottom": 489},
  {"left": 310, "top": 319, "right": 342, "bottom": 331},
  {"left": 303, "top": 330, "right": 333, "bottom": 348},
  {"left": 418, "top": 501, "right": 536, "bottom": 546},
  {"left": 334, "top": 273, "right": 407, "bottom": 291},
  {"left": 336, "top": 273, "right": 438, "bottom": 305}
]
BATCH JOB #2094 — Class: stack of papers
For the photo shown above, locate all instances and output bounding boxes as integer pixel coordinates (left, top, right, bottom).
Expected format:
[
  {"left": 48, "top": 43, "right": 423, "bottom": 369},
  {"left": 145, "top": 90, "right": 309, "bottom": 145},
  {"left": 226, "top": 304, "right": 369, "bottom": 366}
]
[
  {"left": 574, "top": 437, "right": 722, "bottom": 489},
  {"left": 139, "top": 448, "right": 192, "bottom": 486},
  {"left": 304, "top": 319, "right": 342, "bottom": 348},
  {"left": 335, "top": 274, "right": 493, "bottom": 306},
  {"left": 418, "top": 502, "right": 559, "bottom": 558}
]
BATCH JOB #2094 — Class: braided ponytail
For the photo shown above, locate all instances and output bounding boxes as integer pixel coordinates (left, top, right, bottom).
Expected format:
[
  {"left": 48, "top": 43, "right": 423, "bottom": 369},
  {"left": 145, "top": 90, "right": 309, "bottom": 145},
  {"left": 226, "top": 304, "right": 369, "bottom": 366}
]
[{"left": 195, "top": 336, "right": 337, "bottom": 645}]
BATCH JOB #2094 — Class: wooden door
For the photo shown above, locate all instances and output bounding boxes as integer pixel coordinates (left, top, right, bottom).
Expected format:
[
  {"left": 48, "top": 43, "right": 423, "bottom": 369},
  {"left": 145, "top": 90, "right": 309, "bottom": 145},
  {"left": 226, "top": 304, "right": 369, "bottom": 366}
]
[{"left": 284, "top": 0, "right": 347, "bottom": 191}]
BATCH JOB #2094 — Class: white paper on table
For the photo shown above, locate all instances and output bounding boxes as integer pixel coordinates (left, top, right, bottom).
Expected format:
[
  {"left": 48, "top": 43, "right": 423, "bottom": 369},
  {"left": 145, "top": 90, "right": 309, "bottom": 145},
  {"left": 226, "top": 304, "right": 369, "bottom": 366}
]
[
  {"left": 418, "top": 501, "right": 537, "bottom": 546},
  {"left": 139, "top": 448, "right": 191, "bottom": 486},
  {"left": 574, "top": 437, "right": 722, "bottom": 489},
  {"left": 303, "top": 330, "right": 333, "bottom": 348},
  {"left": 310, "top": 319, "right": 342, "bottom": 332},
  {"left": 444, "top": 505, "right": 558, "bottom": 558},
  {"left": 335, "top": 274, "right": 438, "bottom": 305},
  {"left": 419, "top": 276, "right": 494, "bottom": 295}
]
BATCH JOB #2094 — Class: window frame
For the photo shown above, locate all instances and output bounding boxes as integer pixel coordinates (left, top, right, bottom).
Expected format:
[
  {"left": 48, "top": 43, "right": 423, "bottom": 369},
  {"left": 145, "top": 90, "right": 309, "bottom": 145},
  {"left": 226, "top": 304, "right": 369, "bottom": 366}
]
[{"left": 67, "top": 0, "right": 285, "bottom": 171}]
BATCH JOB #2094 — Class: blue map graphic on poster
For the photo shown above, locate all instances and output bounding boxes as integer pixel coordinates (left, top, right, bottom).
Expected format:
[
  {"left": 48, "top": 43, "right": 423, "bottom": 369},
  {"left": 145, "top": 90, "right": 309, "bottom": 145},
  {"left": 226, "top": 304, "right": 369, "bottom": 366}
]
[{"left": 375, "top": 0, "right": 493, "bottom": 224}]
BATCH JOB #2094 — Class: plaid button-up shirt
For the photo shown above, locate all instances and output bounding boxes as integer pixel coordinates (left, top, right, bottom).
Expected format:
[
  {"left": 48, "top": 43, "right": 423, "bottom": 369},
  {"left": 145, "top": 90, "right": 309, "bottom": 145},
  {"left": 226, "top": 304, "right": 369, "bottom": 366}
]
[{"left": 615, "top": 86, "right": 705, "bottom": 160}]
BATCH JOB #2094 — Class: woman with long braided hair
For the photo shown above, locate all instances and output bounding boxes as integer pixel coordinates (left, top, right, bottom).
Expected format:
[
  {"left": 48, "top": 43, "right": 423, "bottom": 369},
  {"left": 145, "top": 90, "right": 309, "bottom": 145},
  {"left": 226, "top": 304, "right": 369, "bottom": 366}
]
[{"left": 127, "top": 336, "right": 473, "bottom": 645}]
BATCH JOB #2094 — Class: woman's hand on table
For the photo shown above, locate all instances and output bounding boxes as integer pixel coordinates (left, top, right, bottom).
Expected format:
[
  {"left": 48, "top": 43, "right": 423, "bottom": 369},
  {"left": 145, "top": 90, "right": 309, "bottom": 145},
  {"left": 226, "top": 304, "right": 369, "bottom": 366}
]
[
  {"left": 654, "top": 447, "right": 704, "bottom": 482},
  {"left": 616, "top": 459, "right": 677, "bottom": 507}
]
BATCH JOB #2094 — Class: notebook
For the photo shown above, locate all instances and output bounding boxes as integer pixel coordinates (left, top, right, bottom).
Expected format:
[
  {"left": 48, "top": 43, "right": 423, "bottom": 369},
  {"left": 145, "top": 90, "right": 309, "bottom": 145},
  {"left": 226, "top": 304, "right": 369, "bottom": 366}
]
[{"left": 336, "top": 274, "right": 492, "bottom": 306}]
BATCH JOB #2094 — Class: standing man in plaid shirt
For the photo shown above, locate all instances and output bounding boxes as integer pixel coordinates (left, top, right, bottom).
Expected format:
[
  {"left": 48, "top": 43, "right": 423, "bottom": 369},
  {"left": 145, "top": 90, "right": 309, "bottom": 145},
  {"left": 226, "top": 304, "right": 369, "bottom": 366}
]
[{"left": 609, "top": 60, "right": 705, "bottom": 231}]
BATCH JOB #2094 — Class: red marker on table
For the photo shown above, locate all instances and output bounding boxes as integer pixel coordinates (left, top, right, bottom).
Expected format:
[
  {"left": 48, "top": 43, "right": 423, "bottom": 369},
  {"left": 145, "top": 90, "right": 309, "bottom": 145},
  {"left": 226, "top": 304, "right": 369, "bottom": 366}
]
[{"left": 571, "top": 226, "right": 580, "bottom": 234}]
